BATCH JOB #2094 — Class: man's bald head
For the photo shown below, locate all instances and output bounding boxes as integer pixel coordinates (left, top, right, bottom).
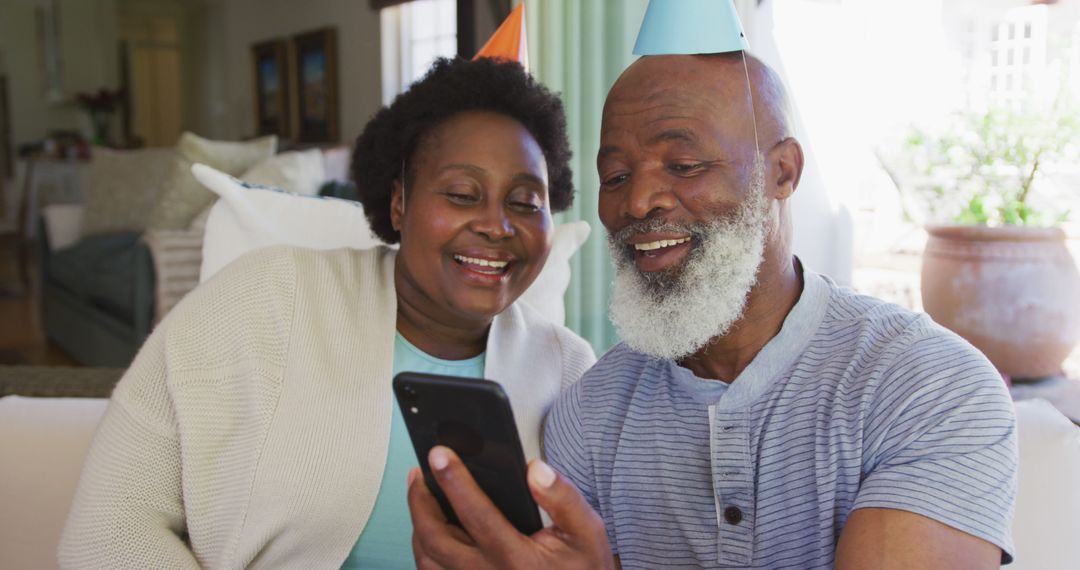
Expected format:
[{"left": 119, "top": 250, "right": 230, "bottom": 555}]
[{"left": 607, "top": 53, "right": 794, "bottom": 154}]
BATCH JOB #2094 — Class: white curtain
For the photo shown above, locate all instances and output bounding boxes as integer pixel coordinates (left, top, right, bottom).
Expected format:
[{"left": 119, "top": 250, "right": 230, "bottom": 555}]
[{"left": 740, "top": 0, "right": 855, "bottom": 285}]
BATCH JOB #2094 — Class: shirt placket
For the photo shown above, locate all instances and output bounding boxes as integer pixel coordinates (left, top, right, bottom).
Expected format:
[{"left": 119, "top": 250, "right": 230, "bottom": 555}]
[{"left": 708, "top": 405, "right": 754, "bottom": 566}]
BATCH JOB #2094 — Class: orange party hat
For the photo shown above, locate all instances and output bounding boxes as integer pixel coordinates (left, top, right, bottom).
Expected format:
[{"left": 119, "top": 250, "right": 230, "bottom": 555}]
[{"left": 473, "top": 2, "right": 529, "bottom": 72}]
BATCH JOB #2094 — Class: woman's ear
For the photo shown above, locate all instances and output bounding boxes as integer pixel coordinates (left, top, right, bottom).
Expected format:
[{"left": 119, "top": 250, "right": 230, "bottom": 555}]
[
  {"left": 773, "top": 138, "right": 804, "bottom": 201},
  {"left": 390, "top": 178, "right": 405, "bottom": 231}
]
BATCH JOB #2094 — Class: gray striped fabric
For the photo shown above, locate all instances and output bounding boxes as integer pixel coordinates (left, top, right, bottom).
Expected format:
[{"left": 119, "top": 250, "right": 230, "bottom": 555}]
[
  {"left": 545, "top": 270, "right": 1017, "bottom": 569},
  {"left": 142, "top": 227, "right": 205, "bottom": 324}
]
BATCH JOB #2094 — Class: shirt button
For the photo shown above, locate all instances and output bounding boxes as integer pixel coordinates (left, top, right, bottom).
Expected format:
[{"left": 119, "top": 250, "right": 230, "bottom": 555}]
[{"left": 724, "top": 506, "right": 743, "bottom": 525}]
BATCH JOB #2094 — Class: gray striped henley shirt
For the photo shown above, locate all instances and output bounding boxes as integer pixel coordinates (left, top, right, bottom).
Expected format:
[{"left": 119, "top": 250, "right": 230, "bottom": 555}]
[{"left": 544, "top": 269, "right": 1016, "bottom": 569}]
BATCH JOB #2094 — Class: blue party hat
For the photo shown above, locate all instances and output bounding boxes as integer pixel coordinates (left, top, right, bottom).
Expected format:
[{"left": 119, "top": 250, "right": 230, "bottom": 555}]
[{"left": 633, "top": 0, "right": 750, "bottom": 56}]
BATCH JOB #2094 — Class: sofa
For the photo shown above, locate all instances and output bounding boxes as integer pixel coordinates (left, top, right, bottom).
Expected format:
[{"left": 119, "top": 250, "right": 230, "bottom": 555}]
[
  {"left": 36, "top": 135, "right": 351, "bottom": 367},
  {"left": 38, "top": 220, "right": 157, "bottom": 367},
  {"left": 35, "top": 144, "right": 176, "bottom": 367},
  {"left": 9, "top": 161, "right": 1079, "bottom": 567},
  {"left": 1, "top": 389, "right": 1076, "bottom": 569}
]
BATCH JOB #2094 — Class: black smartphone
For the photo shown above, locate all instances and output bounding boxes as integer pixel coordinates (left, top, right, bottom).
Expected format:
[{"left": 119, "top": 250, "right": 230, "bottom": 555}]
[{"left": 393, "top": 371, "right": 543, "bottom": 535}]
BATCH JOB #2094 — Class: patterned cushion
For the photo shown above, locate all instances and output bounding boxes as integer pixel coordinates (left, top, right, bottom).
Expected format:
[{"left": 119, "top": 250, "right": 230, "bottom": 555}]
[
  {"left": 79, "top": 147, "right": 176, "bottom": 237},
  {"left": 142, "top": 227, "right": 204, "bottom": 323},
  {"left": 145, "top": 132, "right": 276, "bottom": 230}
]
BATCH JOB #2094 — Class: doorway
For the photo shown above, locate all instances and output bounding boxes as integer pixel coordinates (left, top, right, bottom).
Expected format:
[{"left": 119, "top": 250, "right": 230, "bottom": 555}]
[{"left": 120, "top": 11, "right": 184, "bottom": 147}]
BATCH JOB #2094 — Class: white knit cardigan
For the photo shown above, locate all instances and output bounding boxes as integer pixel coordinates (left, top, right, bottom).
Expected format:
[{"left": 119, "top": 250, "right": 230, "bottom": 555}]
[{"left": 59, "top": 246, "right": 596, "bottom": 569}]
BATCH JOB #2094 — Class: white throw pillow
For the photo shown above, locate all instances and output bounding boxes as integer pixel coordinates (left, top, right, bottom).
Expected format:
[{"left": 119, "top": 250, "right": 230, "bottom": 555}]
[
  {"left": 193, "top": 164, "right": 590, "bottom": 324},
  {"left": 0, "top": 396, "right": 109, "bottom": 570},
  {"left": 1010, "top": 399, "right": 1080, "bottom": 570},
  {"left": 196, "top": 164, "right": 381, "bottom": 281},
  {"left": 42, "top": 204, "right": 85, "bottom": 251},
  {"left": 517, "top": 219, "right": 590, "bottom": 326},
  {"left": 321, "top": 145, "right": 352, "bottom": 183},
  {"left": 241, "top": 149, "right": 326, "bottom": 196}
]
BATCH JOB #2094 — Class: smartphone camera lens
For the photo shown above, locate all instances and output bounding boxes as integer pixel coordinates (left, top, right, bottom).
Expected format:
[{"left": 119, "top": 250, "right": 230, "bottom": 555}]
[{"left": 401, "top": 385, "right": 418, "bottom": 403}]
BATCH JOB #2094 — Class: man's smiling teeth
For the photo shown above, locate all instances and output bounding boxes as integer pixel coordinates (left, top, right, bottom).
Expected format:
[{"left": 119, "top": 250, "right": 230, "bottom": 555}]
[
  {"left": 453, "top": 255, "right": 509, "bottom": 269},
  {"left": 634, "top": 237, "right": 691, "bottom": 251}
]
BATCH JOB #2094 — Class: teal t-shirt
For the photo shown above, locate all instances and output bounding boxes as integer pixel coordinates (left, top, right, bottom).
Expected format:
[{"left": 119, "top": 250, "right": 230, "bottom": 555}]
[{"left": 340, "top": 333, "right": 485, "bottom": 569}]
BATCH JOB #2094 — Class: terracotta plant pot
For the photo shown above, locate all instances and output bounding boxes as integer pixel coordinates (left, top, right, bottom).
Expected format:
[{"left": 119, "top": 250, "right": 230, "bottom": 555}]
[{"left": 921, "top": 224, "right": 1080, "bottom": 380}]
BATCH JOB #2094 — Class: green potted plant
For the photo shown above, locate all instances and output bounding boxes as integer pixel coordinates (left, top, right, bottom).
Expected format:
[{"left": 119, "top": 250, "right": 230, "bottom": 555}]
[{"left": 884, "top": 106, "right": 1080, "bottom": 381}]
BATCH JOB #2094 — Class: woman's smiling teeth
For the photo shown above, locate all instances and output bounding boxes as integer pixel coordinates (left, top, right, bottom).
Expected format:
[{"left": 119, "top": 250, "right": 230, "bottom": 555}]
[
  {"left": 634, "top": 237, "right": 691, "bottom": 251},
  {"left": 453, "top": 254, "right": 510, "bottom": 274}
]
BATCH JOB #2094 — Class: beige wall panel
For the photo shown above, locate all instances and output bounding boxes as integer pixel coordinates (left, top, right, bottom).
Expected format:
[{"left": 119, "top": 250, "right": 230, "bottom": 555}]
[
  {"left": 152, "top": 47, "right": 183, "bottom": 146},
  {"left": 129, "top": 46, "right": 157, "bottom": 144}
]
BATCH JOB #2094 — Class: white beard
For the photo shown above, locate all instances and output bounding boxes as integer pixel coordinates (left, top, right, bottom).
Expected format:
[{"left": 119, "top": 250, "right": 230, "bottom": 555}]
[{"left": 608, "top": 155, "right": 769, "bottom": 361}]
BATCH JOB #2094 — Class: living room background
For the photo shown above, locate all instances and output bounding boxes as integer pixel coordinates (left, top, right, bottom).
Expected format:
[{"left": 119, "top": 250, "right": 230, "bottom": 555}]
[{"left": 1, "top": 0, "right": 1076, "bottom": 364}]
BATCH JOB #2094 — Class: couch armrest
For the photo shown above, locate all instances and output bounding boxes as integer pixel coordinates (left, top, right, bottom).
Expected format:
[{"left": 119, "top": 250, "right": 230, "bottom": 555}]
[
  {"left": 142, "top": 228, "right": 204, "bottom": 325},
  {"left": 0, "top": 396, "right": 109, "bottom": 570}
]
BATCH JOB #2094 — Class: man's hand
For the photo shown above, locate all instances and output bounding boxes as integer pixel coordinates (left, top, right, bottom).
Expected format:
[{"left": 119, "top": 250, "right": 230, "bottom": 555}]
[{"left": 407, "top": 446, "right": 616, "bottom": 570}]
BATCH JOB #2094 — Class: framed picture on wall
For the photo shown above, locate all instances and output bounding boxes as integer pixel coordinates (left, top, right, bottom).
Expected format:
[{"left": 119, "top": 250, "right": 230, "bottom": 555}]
[
  {"left": 252, "top": 39, "right": 289, "bottom": 138},
  {"left": 292, "top": 27, "right": 339, "bottom": 143}
]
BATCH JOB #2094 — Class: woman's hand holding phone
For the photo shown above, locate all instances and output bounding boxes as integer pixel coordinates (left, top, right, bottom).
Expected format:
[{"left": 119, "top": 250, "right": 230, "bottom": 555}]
[{"left": 406, "top": 446, "right": 617, "bottom": 570}]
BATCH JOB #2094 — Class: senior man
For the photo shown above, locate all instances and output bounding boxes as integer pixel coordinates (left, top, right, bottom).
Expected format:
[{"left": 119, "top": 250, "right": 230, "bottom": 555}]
[{"left": 407, "top": 23, "right": 1017, "bottom": 570}]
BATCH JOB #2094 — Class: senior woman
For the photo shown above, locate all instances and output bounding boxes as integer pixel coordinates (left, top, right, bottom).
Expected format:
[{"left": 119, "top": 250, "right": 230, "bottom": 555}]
[{"left": 59, "top": 57, "right": 595, "bottom": 569}]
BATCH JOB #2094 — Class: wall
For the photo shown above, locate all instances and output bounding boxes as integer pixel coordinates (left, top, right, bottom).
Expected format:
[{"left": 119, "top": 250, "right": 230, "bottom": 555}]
[
  {"left": 187, "top": 0, "right": 227, "bottom": 139},
  {"left": 214, "top": 0, "right": 382, "bottom": 144},
  {"left": 0, "top": 0, "right": 485, "bottom": 148},
  {"left": 0, "top": 0, "right": 216, "bottom": 151},
  {"left": 0, "top": 0, "right": 119, "bottom": 149},
  {"left": 470, "top": 0, "right": 499, "bottom": 56}
]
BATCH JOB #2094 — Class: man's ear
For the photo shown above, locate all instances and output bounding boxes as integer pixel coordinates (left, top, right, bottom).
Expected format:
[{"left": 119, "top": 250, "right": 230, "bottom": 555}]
[
  {"left": 390, "top": 178, "right": 405, "bottom": 231},
  {"left": 773, "top": 138, "right": 804, "bottom": 201}
]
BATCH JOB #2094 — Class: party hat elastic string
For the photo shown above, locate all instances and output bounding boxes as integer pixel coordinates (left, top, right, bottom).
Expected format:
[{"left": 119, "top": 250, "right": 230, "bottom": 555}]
[{"left": 740, "top": 50, "right": 761, "bottom": 156}]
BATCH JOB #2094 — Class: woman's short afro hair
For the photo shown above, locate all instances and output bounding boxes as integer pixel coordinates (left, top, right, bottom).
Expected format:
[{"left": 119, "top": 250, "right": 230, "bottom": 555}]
[{"left": 351, "top": 56, "right": 574, "bottom": 244}]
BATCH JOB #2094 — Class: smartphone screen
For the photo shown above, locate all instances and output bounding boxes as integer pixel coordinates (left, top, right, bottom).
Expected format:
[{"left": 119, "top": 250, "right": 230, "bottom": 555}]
[{"left": 393, "top": 372, "right": 543, "bottom": 535}]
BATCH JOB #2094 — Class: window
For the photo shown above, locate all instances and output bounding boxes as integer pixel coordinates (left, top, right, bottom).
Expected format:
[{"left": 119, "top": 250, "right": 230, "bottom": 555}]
[
  {"left": 379, "top": 0, "right": 457, "bottom": 105},
  {"left": 767, "top": 0, "right": 1080, "bottom": 326},
  {"left": 982, "top": 6, "right": 1048, "bottom": 110}
]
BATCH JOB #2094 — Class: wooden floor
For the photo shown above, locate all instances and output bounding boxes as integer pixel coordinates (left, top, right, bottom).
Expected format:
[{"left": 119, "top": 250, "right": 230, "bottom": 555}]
[{"left": 0, "top": 243, "right": 79, "bottom": 366}]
